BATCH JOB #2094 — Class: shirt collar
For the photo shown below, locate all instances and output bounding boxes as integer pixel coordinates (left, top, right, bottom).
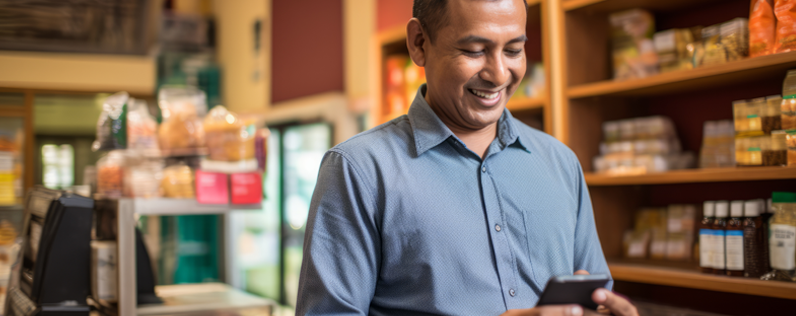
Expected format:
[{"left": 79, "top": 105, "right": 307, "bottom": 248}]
[{"left": 407, "top": 84, "right": 529, "bottom": 157}]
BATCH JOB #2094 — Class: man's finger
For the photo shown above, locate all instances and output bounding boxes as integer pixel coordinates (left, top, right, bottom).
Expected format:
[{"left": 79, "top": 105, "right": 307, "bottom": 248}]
[
  {"left": 574, "top": 270, "right": 590, "bottom": 275},
  {"left": 534, "top": 304, "right": 584, "bottom": 316},
  {"left": 592, "top": 289, "right": 638, "bottom": 316}
]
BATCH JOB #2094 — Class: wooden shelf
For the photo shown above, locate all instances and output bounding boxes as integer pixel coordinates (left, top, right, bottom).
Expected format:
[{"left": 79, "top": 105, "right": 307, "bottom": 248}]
[
  {"left": 506, "top": 96, "right": 546, "bottom": 111},
  {"left": 609, "top": 262, "right": 796, "bottom": 300},
  {"left": 585, "top": 166, "right": 796, "bottom": 186},
  {"left": 563, "top": 0, "right": 726, "bottom": 13},
  {"left": 568, "top": 51, "right": 796, "bottom": 99}
]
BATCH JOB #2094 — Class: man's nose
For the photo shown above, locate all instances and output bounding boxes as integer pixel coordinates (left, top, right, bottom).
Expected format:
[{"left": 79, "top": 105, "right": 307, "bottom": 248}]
[{"left": 479, "top": 53, "right": 510, "bottom": 88}]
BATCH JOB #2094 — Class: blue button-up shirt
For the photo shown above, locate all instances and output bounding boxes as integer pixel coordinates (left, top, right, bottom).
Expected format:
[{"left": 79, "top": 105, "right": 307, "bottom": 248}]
[{"left": 297, "top": 85, "right": 610, "bottom": 315}]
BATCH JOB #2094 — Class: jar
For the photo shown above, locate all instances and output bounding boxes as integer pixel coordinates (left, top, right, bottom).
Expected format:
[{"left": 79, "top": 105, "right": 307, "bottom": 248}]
[
  {"left": 763, "top": 95, "right": 783, "bottom": 134},
  {"left": 733, "top": 99, "right": 749, "bottom": 133},
  {"left": 788, "top": 131, "right": 796, "bottom": 166},
  {"left": 764, "top": 131, "right": 788, "bottom": 166},
  {"left": 781, "top": 97, "right": 796, "bottom": 130},
  {"left": 747, "top": 98, "right": 765, "bottom": 135}
]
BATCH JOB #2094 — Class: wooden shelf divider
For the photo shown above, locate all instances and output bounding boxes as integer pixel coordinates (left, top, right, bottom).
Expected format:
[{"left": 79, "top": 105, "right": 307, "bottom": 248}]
[
  {"left": 609, "top": 262, "right": 796, "bottom": 300},
  {"left": 585, "top": 167, "right": 796, "bottom": 186},
  {"left": 506, "top": 96, "right": 546, "bottom": 111},
  {"left": 568, "top": 51, "right": 796, "bottom": 98}
]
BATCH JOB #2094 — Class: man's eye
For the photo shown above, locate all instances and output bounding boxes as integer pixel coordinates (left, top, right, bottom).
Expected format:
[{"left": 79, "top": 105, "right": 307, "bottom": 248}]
[
  {"left": 460, "top": 49, "right": 484, "bottom": 57},
  {"left": 505, "top": 49, "right": 523, "bottom": 57}
]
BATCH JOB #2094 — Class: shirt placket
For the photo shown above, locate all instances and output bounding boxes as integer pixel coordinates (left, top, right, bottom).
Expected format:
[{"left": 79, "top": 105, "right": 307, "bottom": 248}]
[{"left": 479, "top": 159, "right": 521, "bottom": 310}]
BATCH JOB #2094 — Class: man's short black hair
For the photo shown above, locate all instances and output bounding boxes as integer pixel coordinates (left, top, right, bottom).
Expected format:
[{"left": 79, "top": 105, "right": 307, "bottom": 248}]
[{"left": 412, "top": 0, "right": 527, "bottom": 43}]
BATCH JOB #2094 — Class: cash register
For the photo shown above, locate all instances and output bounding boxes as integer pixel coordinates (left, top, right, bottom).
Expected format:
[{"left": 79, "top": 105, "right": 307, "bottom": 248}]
[{"left": 5, "top": 187, "right": 94, "bottom": 316}]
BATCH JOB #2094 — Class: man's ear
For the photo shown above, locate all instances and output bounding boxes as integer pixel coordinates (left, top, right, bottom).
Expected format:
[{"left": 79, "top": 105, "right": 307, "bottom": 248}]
[{"left": 406, "top": 18, "right": 427, "bottom": 67}]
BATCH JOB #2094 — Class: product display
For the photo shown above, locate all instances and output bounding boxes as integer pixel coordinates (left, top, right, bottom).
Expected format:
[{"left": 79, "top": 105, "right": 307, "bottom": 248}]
[
  {"left": 204, "top": 106, "right": 256, "bottom": 162},
  {"left": 761, "top": 192, "right": 796, "bottom": 281},
  {"left": 750, "top": 0, "right": 776, "bottom": 57},
  {"left": 157, "top": 86, "right": 207, "bottom": 154},
  {"left": 93, "top": 92, "right": 129, "bottom": 151},
  {"left": 721, "top": 18, "right": 750, "bottom": 62},
  {"left": 700, "top": 201, "right": 716, "bottom": 273},
  {"left": 712, "top": 201, "right": 729, "bottom": 274},
  {"left": 700, "top": 120, "right": 735, "bottom": 168},
  {"left": 127, "top": 99, "right": 159, "bottom": 153},
  {"left": 610, "top": 9, "right": 658, "bottom": 80},
  {"left": 774, "top": 0, "right": 796, "bottom": 53},
  {"left": 666, "top": 204, "right": 696, "bottom": 261},
  {"left": 623, "top": 206, "right": 695, "bottom": 261},
  {"left": 726, "top": 201, "right": 746, "bottom": 276},
  {"left": 744, "top": 199, "right": 767, "bottom": 278},
  {"left": 123, "top": 155, "right": 163, "bottom": 198},
  {"left": 654, "top": 28, "right": 696, "bottom": 73},
  {"left": 594, "top": 116, "right": 694, "bottom": 175},
  {"left": 765, "top": 131, "right": 788, "bottom": 166},
  {"left": 96, "top": 150, "right": 125, "bottom": 199},
  {"left": 161, "top": 163, "right": 195, "bottom": 198},
  {"left": 763, "top": 95, "right": 783, "bottom": 134}
]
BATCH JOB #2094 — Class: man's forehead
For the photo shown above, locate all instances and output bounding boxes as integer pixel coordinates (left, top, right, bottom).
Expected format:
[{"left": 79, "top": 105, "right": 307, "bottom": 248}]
[{"left": 444, "top": 0, "right": 526, "bottom": 35}]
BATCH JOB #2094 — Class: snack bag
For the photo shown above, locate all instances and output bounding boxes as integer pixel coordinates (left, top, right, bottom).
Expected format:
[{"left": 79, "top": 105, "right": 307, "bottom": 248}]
[
  {"left": 750, "top": 0, "right": 776, "bottom": 57},
  {"left": 93, "top": 92, "right": 129, "bottom": 151},
  {"left": 157, "top": 86, "right": 207, "bottom": 153},
  {"left": 775, "top": 0, "right": 796, "bottom": 53}
]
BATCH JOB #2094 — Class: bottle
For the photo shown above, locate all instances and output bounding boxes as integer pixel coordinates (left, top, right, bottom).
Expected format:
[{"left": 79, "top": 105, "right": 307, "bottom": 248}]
[
  {"left": 762, "top": 192, "right": 796, "bottom": 281},
  {"left": 726, "top": 201, "right": 745, "bottom": 276},
  {"left": 744, "top": 199, "right": 766, "bottom": 278},
  {"left": 762, "top": 198, "right": 774, "bottom": 272},
  {"left": 700, "top": 201, "right": 716, "bottom": 274},
  {"left": 713, "top": 201, "right": 729, "bottom": 275}
]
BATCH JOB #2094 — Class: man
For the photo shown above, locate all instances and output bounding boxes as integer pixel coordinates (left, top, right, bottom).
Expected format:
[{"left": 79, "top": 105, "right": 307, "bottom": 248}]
[{"left": 297, "top": 0, "right": 638, "bottom": 315}]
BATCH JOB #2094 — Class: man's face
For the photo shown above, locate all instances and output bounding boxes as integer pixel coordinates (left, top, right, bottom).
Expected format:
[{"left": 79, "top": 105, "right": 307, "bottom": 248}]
[{"left": 423, "top": 0, "right": 527, "bottom": 130}]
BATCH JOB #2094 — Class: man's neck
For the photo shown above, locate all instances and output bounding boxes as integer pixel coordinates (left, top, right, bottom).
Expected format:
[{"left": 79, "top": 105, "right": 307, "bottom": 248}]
[{"left": 425, "top": 94, "right": 498, "bottom": 159}]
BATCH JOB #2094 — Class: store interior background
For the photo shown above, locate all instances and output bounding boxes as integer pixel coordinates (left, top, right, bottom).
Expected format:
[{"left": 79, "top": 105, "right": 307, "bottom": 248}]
[{"left": 2, "top": 0, "right": 796, "bottom": 315}]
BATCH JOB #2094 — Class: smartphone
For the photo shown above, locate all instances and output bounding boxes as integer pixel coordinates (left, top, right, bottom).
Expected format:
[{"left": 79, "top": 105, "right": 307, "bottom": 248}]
[{"left": 536, "top": 274, "right": 611, "bottom": 310}]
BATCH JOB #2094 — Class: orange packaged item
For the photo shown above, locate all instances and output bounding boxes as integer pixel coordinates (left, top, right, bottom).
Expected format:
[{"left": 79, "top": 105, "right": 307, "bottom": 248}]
[
  {"left": 203, "top": 105, "right": 256, "bottom": 162},
  {"left": 775, "top": 0, "right": 796, "bottom": 53},
  {"left": 750, "top": 0, "right": 776, "bottom": 57}
]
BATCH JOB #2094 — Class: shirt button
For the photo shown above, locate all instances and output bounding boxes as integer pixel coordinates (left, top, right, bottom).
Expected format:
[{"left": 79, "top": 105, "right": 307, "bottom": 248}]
[
  {"left": 495, "top": 224, "right": 501, "bottom": 232},
  {"left": 481, "top": 166, "right": 486, "bottom": 173},
  {"left": 509, "top": 289, "right": 516, "bottom": 297}
]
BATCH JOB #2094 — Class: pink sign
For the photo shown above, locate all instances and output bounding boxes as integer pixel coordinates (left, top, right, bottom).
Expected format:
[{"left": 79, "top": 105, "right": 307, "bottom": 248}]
[
  {"left": 230, "top": 172, "right": 262, "bottom": 205},
  {"left": 195, "top": 170, "right": 229, "bottom": 204}
]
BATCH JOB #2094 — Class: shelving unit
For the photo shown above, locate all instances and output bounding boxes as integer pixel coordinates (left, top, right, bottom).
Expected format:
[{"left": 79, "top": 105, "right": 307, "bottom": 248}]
[
  {"left": 549, "top": 0, "right": 796, "bottom": 311},
  {"left": 373, "top": 1, "right": 552, "bottom": 134},
  {"left": 608, "top": 262, "right": 796, "bottom": 300},
  {"left": 585, "top": 167, "right": 796, "bottom": 186},
  {"left": 115, "top": 198, "right": 269, "bottom": 316}
]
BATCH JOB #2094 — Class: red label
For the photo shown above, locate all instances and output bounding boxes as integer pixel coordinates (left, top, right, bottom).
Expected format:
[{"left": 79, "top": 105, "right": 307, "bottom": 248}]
[
  {"left": 195, "top": 170, "right": 229, "bottom": 204},
  {"left": 230, "top": 172, "right": 262, "bottom": 205}
]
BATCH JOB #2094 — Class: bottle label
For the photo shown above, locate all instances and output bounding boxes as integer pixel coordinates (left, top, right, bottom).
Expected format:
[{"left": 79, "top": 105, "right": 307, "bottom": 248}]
[
  {"left": 713, "top": 230, "right": 726, "bottom": 269},
  {"left": 770, "top": 224, "right": 796, "bottom": 270},
  {"left": 726, "top": 230, "right": 744, "bottom": 271},
  {"left": 699, "top": 229, "right": 713, "bottom": 268}
]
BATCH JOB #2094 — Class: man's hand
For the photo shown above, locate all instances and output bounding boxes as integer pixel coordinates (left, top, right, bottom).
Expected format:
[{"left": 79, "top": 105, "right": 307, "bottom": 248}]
[{"left": 500, "top": 270, "right": 638, "bottom": 316}]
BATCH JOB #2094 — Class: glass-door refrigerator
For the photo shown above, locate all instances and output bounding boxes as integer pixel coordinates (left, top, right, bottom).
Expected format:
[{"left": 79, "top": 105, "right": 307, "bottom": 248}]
[{"left": 227, "top": 122, "right": 332, "bottom": 307}]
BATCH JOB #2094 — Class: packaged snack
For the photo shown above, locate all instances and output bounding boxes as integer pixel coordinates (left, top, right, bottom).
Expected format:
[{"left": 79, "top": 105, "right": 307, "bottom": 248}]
[
  {"left": 763, "top": 95, "right": 783, "bottom": 134},
  {"left": 720, "top": 18, "right": 749, "bottom": 62},
  {"left": 157, "top": 86, "right": 207, "bottom": 154},
  {"left": 702, "top": 25, "right": 727, "bottom": 66},
  {"left": 93, "top": 92, "right": 129, "bottom": 151},
  {"left": 775, "top": 0, "right": 796, "bottom": 53},
  {"left": 750, "top": 0, "right": 776, "bottom": 57},
  {"left": 127, "top": 99, "right": 159, "bottom": 152},
  {"left": 203, "top": 106, "right": 256, "bottom": 162},
  {"left": 97, "top": 150, "right": 125, "bottom": 198},
  {"left": 654, "top": 29, "right": 696, "bottom": 73},
  {"left": 161, "top": 163, "right": 194, "bottom": 198},
  {"left": 123, "top": 155, "right": 163, "bottom": 198},
  {"left": 610, "top": 9, "right": 658, "bottom": 80}
]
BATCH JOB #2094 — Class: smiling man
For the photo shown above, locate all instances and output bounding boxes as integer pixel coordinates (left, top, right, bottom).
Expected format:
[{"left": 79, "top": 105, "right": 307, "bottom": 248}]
[{"left": 296, "top": 1, "right": 638, "bottom": 315}]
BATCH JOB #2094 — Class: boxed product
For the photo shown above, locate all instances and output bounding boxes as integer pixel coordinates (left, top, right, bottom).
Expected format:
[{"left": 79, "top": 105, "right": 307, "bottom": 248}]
[
  {"left": 654, "top": 28, "right": 696, "bottom": 73},
  {"left": 699, "top": 120, "right": 735, "bottom": 168},
  {"left": 666, "top": 204, "right": 696, "bottom": 261},
  {"left": 195, "top": 170, "right": 229, "bottom": 204},
  {"left": 610, "top": 9, "right": 658, "bottom": 80}
]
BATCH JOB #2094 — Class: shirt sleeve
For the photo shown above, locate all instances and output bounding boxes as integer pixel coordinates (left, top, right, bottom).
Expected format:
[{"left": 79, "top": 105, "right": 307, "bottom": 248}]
[
  {"left": 296, "top": 150, "right": 380, "bottom": 316},
  {"left": 571, "top": 161, "right": 613, "bottom": 290}
]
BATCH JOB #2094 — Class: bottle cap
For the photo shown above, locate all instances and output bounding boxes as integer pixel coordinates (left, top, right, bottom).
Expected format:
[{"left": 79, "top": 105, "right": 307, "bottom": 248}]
[
  {"left": 744, "top": 200, "right": 760, "bottom": 217},
  {"left": 715, "top": 201, "right": 729, "bottom": 218},
  {"left": 730, "top": 200, "right": 744, "bottom": 217},
  {"left": 703, "top": 201, "right": 715, "bottom": 217}
]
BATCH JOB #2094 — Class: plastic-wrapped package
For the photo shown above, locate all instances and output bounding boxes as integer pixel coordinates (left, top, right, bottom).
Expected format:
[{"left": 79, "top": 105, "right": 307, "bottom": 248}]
[
  {"left": 203, "top": 105, "right": 255, "bottom": 162},
  {"left": 161, "top": 163, "right": 194, "bottom": 198},
  {"left": 124, "top": 154, "right": 163, "bottom": 198},
  {"left": 127, "top": 99, "right": 159, "bottom": 152},
  {"left": 775, "top": 0, "right": 796, "bottom": 53},
  {"left": 750, "top": 0, "right": 776, "bottom": 57},
  {"left": 157, "top": 86, "right": 207, "bottom": 154},
  {"left": 93, "top": 92, "right": 129, "bottom": 151},
  {"left": 97, "top": 150, "right": 125, "bottom": 198}
]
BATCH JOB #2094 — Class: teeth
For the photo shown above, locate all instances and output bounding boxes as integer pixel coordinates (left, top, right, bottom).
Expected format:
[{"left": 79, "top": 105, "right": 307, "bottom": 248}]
[{"left": 469, "top": 89, "right": 499, "bottom": 99}]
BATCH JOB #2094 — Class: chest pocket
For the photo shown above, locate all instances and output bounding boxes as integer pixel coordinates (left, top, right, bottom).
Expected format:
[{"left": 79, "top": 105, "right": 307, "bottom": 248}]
[{"left": 499, "top": 173, "right": 578, "bottom": 290}]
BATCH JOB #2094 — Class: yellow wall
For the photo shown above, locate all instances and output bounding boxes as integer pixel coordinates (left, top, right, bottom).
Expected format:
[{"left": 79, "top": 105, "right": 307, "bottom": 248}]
[{"left": 213, "top": 0, "right": 271, "bottom": 113}]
